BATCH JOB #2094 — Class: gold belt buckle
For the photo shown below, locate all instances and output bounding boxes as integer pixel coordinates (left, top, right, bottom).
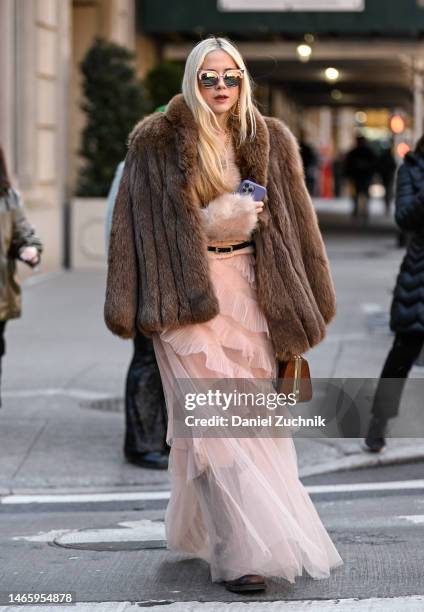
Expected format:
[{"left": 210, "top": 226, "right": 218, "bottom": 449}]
[{"left": 214, "top": 245, "right": 233, "bottom": 253}]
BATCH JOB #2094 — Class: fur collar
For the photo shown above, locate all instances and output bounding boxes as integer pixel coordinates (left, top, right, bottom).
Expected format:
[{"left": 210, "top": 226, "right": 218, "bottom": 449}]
[{"left": 164, "top": 93, "right": 270, "bottom": 188}]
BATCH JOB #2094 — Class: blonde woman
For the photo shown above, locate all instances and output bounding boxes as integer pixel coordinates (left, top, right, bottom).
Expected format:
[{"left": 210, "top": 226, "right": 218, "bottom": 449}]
[{"left": 105, "top": 36, "right": 342, "bottom": 592}]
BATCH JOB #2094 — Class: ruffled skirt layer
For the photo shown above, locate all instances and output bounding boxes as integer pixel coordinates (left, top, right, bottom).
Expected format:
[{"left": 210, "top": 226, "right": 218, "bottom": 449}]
[{"left": 152, "top": 247, "right": 343, "bottom": 583}]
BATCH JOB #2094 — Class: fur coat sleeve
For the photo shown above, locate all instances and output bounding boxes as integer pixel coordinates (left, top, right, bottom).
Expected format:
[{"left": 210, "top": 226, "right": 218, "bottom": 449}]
[
  {"left": 104, "top": 111, "right": 220, "bottom": 339},
  {"left": 104, "top": 148, "right": 139, "bottom": 338},
  {"left": 267, "top": 118, "right": 336, "bottom": 326}
]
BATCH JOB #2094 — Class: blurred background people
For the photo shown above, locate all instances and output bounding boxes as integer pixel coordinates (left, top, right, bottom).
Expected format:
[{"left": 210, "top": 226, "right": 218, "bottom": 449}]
[
  {"left": 332, "top": 151, "right": 346, "bottom": 199},
  {"left": 299, "top": 134, "right": 318, "bottom": 196},
  {"left": 365, "top": 135, "right": 424, "bottom": 452},
  {"left": 344, "top": 135, "right": 377, "bottom": 218},
  {"left": 377, "top": 140, "right": 397, "bottom": 215},
  {"left": 105, "top": 105, "right": 170, "bottom": 470},
  {"left": 0, "top": 146, "right": 43, "bottom": 407}
]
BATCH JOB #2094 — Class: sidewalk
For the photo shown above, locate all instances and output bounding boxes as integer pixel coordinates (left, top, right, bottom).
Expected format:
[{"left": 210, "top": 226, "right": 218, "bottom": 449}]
[
  {"left": 313, "top": 196, "right": 399, "bottom": 233},
  {"left": 1, "top": 219, "right": 423, "bottom": 494}
]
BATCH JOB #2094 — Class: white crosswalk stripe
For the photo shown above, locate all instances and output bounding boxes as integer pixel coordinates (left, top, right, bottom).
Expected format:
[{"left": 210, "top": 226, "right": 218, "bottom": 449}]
[
  {"left": 1, "top": 595, "right": 423, "bottom": 611},
  {"left": 2, "top": 478, "right": 424, "bottom": 505},
  {"left": 11, "top": 519, "right": 166, "bottom": 545},
  {"left": 397, "top": 515, "right": 424, "bottom": 524},
  {"left": 0, "top": 491, "right": 171, "bottom": 504}
]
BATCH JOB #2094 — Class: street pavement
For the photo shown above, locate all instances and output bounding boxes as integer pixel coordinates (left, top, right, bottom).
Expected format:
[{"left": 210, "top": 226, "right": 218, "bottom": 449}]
[
  {"left": 0, "top": 463, "right": 423, "bottom": 610},
  {"left": 1, "top": 198, "right": 424, "bottom": 609}
]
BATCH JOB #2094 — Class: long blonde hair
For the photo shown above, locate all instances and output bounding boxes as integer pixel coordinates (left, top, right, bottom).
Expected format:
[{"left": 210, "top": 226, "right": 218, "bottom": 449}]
[{"left": 182, "top": 36, "right": 257, "bottom": 205}]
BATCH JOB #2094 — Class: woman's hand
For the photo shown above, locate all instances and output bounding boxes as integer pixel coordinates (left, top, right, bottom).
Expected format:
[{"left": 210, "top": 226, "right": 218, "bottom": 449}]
[
  {"left": 200, "top": 192, "right": 262, "bottom": 241},
  {"left": 19, "top": 246, "right": 40, "bottom": 266}
]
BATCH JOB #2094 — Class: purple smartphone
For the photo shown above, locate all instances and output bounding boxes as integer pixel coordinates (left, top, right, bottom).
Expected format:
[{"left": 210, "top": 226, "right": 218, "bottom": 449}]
[{"left": 236, "top": 179, "right": 267, "bottom": 202}]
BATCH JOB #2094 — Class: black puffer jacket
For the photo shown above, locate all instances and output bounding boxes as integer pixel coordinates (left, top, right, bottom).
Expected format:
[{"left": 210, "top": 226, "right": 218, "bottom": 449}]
[{"left": 390, "top": 151, "right": 424, "bottom": 334}]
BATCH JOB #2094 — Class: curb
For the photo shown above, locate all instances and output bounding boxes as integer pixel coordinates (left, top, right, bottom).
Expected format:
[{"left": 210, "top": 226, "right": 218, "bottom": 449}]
[
  {"left": 1, "top": 447, "right": 423, "bottom": 496},
  {"left": 299, "top": 445, "right": 424, "bottom": 478}
]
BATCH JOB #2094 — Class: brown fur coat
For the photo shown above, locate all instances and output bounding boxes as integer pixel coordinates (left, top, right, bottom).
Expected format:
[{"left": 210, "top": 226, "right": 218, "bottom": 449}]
[{"left": 104, "top": 93, "right": 336, "bottom": 360}]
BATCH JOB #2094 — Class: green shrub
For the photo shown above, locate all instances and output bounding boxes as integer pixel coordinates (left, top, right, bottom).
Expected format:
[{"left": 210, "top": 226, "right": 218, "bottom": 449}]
[
  {"left": 144, "top": 60, "right": 184, "bottom": 112},
  {"left": 77, "top": 37, "right": 146, "bottom": 197}
]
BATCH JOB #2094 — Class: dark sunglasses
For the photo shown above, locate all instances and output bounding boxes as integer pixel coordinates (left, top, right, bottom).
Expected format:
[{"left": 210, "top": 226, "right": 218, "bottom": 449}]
[{"left": 197, "top": 68, "right": 244, "bottom": 88}]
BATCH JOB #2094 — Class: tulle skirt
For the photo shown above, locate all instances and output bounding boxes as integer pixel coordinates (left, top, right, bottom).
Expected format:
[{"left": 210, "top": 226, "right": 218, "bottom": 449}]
[{"left": 152, "top": 245, "right": 343, "bottom": 583}]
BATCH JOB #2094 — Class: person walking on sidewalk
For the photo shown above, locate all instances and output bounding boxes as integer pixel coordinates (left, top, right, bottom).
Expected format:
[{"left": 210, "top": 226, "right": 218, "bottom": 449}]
[
  {"left": 104, "top": 36, "right": 342, "bottom": 593},
  {"left": 0, "top": 146, "right": 43, "bottom": 406},
  {"left": 105, "top": 156, "right": 169, "bottom": 470},
  {"left": 377, "top": 141, "right": 396, "bottom": 216},
  {"left": 344, "top": 135, "right": 377, "bottom": 219},
  {"left": 365, "top": 137, "right": 424, "bottom": 452}
]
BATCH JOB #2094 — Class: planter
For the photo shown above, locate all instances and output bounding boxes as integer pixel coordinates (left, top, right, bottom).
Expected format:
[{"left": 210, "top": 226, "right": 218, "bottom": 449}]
[{"left": 71, "top": 197, "right": 108, "bottom": 269}]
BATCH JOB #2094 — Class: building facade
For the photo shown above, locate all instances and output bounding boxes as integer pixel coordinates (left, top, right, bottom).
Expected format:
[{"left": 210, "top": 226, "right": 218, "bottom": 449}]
[
  {"left": 0, "top": 0, "right": 147, "bottom": 271},
  {"left": 2, "top": 0, "right": 424, "bottom": 270}
]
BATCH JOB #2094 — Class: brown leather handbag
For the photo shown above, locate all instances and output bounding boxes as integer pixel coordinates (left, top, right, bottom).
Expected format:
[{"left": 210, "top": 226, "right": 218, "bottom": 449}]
[{"left": 277, "top": 354, "right": 313, "bottom": 403}]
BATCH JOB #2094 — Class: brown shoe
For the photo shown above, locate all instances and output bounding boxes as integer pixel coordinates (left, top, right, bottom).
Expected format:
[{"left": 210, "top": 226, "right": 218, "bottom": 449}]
[{"left": 225, "top": 574, "right": 266, "bottom": 593}]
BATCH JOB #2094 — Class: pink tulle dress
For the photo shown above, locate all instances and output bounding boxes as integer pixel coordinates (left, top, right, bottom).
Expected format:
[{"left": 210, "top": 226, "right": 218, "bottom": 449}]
[{"left": 151, "top": 139, "right": 343, "bottom": 584}]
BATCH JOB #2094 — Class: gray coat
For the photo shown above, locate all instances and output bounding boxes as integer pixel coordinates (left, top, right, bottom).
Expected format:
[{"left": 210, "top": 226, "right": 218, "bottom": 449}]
[{"left": 105, "top": 161, "right": 125, "bottom": 253}]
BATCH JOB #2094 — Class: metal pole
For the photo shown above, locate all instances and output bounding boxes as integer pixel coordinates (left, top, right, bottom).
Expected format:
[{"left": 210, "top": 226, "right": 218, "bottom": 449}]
[
  {"left": 61, "top": 0, "right": 72, "bottom": 270},
  {"left": 63, "top": 186, "right": 71, "bottom": 270}
]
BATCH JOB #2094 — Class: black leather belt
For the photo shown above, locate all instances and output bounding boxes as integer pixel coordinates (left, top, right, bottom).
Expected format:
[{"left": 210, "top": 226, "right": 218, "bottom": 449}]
[{"left": 207, "top": 240, "right": 254, "bottom": 253}]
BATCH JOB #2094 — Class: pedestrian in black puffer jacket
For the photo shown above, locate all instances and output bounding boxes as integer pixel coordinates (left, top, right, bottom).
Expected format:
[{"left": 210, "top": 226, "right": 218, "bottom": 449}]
[{"left": 364, "top": 138, "right": 424, "bottom": 453}]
